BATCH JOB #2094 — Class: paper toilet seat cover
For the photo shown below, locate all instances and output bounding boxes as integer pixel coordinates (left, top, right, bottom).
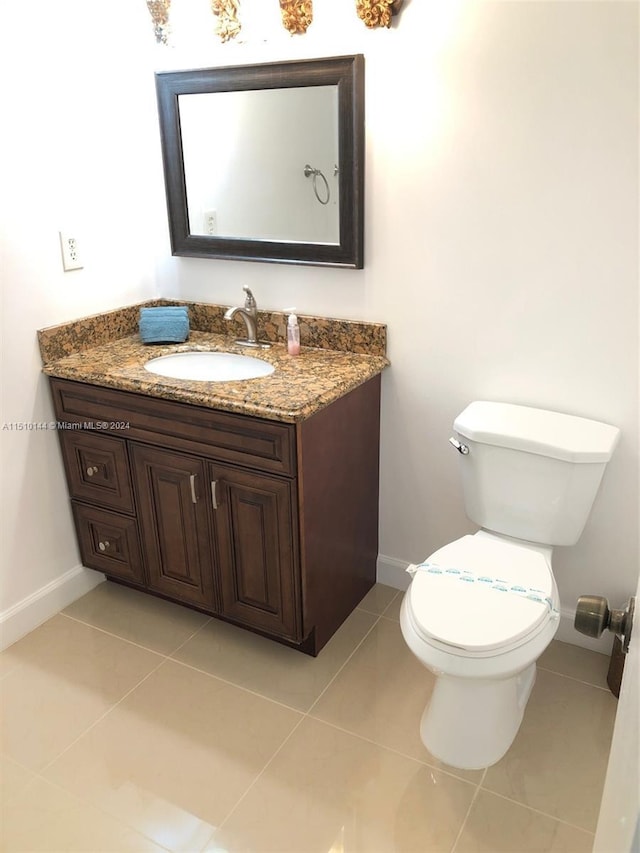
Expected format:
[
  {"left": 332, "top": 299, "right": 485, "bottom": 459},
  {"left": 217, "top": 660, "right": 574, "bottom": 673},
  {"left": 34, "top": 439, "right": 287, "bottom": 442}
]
[{"left": 408, "top": 535, "right": 555, "bottom": 652}]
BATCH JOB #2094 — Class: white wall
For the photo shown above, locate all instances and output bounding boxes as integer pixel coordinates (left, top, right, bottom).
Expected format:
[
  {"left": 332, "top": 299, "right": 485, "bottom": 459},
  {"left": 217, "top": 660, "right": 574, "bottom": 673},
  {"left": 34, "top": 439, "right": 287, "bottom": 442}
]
[
  {"left": 1, "top": 0, "right": 637, "bottom": 649},
  {"left": 0, "top": 0, "right": 164, "bottom": 641}
]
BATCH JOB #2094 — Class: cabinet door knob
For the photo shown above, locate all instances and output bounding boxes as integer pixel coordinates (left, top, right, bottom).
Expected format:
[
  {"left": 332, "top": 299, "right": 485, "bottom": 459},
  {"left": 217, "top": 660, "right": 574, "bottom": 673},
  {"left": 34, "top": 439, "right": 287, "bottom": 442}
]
[
  {"left": 98, "top": 540, "right": 110, "bottom": 552},
  {"left": 86, "top": 465, "right": 99, "bottom": 476},
  {"left": 190, "top": 473, "right": 197, "bottom": 504},
  {"left": 211, "top": 480, "right": 219, "bottom": 510}
]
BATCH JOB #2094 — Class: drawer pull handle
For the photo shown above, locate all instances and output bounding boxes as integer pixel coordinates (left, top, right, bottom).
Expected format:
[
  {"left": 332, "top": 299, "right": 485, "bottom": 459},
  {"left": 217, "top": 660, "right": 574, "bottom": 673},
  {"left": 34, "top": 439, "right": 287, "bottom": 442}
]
[
  {"left": 86, "top": 465, "right": 100, "bottom": 477},
  {"left": 98, "top": 540, "right": 110, "bottom": 552},
  {"left": 211, "top": 480, "right": 218, "bottom": 510},
  {"left": 190, "top": 473, "right": 197, "bottom": 504}
]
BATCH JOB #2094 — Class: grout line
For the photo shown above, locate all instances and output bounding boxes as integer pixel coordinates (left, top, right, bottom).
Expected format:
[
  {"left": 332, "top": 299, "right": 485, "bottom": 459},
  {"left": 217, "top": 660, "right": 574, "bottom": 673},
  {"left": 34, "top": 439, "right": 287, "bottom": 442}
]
[
  {"left": 38, "top": 654, "right": 169, "bottom": 776},
  {"left": 301, "top": 713, "right": 483, "bottom": 788},
  {"left": 305, "top": 611, "right": 382, "bottom": 715},
  {"left": 59, "top": 611, "right": 171, "bottom": 658},
  {"left": 214, "top": 711, "right": 307, "bottom": 836},
  {"left": 450, "top": 769, "right": 486, "bottom": 853},
  {"left": 536, "top": 663, "right": 612, "bottom": 692},
  {"left": 60, "top": 608, "right": 215, "bottom": 659},
  {"left": 168, "top": 607, "right": 382, "bottom": 717},
  {"left": 162, "top": 654, "right": 309, "bottom": 715},
  {"left": 476, "top": 784, "right": 599, "bottom": 836},
  {"left": 355, "top": 588, "right": 401, "bottom": 619},
  {"left": 164, "top": 614, "right": 214, "bottom": 658},
  {"left": 0, "top": 765, "right": 43, "bottom": 809},
  {"left": 214, "top": 611, "right": 384, "bottom": 837},
  {"left": 380, "top": 589, "right": 402, "bottom": 614}
]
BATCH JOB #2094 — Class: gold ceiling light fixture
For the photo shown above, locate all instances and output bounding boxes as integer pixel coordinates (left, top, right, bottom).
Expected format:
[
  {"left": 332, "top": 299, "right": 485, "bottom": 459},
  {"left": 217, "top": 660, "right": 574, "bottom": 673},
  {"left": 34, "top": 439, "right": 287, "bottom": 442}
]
[
  {"left": 355, "top": 0, "right": 403, "bottom": 29},
  {"left": 279, "top": 0, "right": 313, "bottom": 35},
  {"left": 146, "top": 0, "right": 172, "bottom": 44},
  {"left": 211, "top": 0, "right": 242, "bottom": 42}
]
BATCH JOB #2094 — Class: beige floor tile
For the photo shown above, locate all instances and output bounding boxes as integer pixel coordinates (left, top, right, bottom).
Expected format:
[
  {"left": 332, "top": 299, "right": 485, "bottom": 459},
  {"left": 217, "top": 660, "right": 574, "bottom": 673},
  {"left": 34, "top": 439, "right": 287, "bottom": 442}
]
[
  {"left": 0, "top": 755, "right": 35, "bottom": 805},
  {"left": 381, "top": 592, "right": 403, "bottom": 622},
  {"left": 44, "top": 659, "right": 302, "bottom": 852},
  {"left": 0, "top": 649, "right": 22, "bottom": 680},
  {"left": 63, "top": 580, "right": 210, "bottom": 655},
  {"left": 538, "top": 639, "right": 611, "bottom": 689},
  {"left": 483, "top": 668, "right": 617, "bottom": 831},
  {"left": 455, "top": 789, "right": 594, "bottom": 852},
  {"left": 172, "top": 608, "right": 377, "bottom": 712},
  {"left": 213, "top": 717, "right": 476, "bottom": 853},
  {"left": 356, "top": 583, "right": 399, "bottom": 616},
  {"left": 1, "top": 777, "right": 165, "bottom": 852},
  {"left": 1, "top": 615, "right": 161, "bottom": 770},
  {"left": 310, "top": 617, "right": 483, "bottom": 783}
]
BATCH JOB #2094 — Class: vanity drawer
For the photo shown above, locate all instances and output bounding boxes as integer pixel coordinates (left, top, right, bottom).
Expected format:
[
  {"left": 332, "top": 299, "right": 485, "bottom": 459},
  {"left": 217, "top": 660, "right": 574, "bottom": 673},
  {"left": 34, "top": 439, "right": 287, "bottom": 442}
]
[
  {"left": 72, "top": 502, "right": 145, "bottom": 585},
  {"left": 50, "top": 379, "right": 296, "bottom": 476},
  {"left": 59, "top": 431, "right": 135, "bottom": 512}
]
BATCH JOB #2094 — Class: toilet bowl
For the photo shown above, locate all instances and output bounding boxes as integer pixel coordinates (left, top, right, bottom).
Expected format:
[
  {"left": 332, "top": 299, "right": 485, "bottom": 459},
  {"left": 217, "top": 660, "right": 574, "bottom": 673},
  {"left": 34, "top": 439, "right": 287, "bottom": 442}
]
[
  {"left": 400, "top": 531, "right": 560, "bottom": 769},
  {"left": 400, "top": 401, "right": 620, "bottom": 771}
]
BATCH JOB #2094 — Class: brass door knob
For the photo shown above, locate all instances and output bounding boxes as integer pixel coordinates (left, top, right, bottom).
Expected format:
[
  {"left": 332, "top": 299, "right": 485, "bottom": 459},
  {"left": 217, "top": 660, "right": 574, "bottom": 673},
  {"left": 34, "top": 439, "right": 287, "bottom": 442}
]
[{"left": 574, "top": 595, "right": 635, "bottom": 653}]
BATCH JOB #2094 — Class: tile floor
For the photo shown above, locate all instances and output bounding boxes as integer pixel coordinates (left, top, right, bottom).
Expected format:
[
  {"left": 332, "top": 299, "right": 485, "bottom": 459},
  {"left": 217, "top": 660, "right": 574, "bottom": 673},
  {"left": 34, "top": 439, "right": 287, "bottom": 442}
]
[{"left": 1, "top": 581, "right": 617, "bottom": 852}]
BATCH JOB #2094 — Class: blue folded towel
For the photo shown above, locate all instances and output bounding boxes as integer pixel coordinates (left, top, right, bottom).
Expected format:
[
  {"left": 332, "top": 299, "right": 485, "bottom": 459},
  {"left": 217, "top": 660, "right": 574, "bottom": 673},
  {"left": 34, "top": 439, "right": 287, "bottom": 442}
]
[{"left": 139, "top": 306, "right": 189, "bottom": 344}]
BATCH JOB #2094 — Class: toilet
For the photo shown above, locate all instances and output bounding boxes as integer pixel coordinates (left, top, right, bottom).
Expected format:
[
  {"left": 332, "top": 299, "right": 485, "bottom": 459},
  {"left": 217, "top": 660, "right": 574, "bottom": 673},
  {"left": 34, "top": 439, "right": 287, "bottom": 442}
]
[{"left": 400, "top": 400, "right": 620, "bottom": 770}]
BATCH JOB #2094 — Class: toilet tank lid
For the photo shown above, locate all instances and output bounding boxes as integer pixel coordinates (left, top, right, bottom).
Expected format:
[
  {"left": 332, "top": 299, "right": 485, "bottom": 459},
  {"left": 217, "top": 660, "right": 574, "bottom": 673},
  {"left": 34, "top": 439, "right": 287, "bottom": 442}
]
[{"left": 454, "top": 401, "right": 620, "bottom": 463}]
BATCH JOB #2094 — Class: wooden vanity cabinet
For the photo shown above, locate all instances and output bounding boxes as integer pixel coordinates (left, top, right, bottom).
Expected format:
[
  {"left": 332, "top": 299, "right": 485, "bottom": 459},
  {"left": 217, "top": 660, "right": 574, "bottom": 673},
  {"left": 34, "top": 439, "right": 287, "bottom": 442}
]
[{"left": 49, "top": 375, "right": 380, "bottom": 655}]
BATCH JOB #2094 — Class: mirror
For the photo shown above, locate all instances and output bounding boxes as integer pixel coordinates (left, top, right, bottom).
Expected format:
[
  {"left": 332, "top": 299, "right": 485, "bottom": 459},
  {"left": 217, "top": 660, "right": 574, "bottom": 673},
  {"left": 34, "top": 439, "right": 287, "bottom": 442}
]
[{"left": 155, "top": 55, "right": 364, "bottom": 268}]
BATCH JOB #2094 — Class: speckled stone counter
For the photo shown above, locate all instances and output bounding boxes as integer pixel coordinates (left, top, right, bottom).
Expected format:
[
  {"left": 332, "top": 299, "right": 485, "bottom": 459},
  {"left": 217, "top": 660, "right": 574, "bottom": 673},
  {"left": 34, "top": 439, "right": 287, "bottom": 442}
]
[{"left": 38, "top": 301, "right": 388, "bottom": 423}]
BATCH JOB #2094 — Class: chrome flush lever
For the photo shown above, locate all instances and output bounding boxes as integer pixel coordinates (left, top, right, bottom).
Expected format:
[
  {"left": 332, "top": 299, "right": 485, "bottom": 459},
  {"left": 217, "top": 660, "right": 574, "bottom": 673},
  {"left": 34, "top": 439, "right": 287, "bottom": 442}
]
[{"left": 449, "top": 437, "right": 470, "bottom": 455}]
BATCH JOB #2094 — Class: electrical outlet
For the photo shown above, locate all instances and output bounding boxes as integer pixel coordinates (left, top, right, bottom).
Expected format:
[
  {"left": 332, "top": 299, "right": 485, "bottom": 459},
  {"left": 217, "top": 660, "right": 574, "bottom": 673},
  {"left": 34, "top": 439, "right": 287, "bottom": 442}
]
[
  {"left": 203, "top": 210, "right": 217, "bottom": 236},
  {"left": 59, "top": 231, "right": 83, "bottom": 271}
]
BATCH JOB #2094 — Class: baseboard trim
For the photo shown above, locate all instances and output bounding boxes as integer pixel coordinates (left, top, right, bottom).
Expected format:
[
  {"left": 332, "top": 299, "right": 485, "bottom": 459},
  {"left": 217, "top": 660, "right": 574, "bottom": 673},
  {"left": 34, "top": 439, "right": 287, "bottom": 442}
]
[
  {"left": 376, "top": 553, "right": 613, "bottom": 655},
  {"left": 0, "top": 566, "right": 104, "bottom": 651},
  {"left": 376, "top": 553, "right": 412, "bottom": 592}
]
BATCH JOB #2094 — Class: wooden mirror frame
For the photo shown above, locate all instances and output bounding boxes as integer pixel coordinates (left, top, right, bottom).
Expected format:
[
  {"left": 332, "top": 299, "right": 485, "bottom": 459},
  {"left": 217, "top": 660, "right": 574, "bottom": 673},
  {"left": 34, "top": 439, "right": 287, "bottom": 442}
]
[{"left": 155, "top": 55, "right": 365, "bottom": 268}]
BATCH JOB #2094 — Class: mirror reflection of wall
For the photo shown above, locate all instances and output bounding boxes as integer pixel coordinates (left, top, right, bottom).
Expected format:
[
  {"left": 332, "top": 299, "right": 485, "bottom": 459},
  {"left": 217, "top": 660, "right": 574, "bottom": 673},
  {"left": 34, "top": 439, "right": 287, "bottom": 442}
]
[
  {"left": 180, "top": 86, "right": 339, "bottom": 245},
  {"left": 155, "top": 55, "right": 364, "bottom": 267}
]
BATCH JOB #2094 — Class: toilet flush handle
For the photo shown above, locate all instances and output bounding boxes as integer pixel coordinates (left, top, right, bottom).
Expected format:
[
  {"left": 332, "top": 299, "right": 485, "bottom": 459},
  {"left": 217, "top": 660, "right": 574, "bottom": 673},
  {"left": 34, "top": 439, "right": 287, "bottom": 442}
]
[
  {"left": 574, "top": 595, "right": 635, "bottom": 653},
  {"left": 449, "top": 437, "right": 469, "bottom": 455}
]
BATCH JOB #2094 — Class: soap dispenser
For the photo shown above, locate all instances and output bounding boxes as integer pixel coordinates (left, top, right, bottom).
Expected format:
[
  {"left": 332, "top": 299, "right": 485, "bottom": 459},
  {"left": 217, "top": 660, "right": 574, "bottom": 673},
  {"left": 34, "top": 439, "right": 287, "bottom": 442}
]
[{"left": 287, "top": 313, "right": 300, "bottom": 356}]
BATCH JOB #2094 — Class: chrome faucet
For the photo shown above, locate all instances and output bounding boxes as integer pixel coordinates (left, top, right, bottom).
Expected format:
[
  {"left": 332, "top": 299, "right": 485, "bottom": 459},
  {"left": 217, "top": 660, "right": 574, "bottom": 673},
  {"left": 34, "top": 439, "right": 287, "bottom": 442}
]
[{"left": 224, "top": 286, "right": 270, "bottom": 349}]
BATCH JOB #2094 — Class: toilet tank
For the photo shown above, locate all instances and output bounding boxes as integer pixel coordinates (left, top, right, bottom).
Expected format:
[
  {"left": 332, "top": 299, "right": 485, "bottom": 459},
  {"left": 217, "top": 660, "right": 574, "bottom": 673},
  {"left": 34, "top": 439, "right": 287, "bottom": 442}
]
[{"left": 452, "top": 401, "right": 620, "bottom": 546}]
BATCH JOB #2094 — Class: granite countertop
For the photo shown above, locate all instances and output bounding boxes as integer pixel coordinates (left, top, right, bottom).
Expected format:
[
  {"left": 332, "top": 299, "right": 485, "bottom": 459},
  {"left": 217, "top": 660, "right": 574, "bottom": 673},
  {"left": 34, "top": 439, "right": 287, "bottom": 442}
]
[{"left": 39, "top": 302, "right": 389, "bottom": 423}]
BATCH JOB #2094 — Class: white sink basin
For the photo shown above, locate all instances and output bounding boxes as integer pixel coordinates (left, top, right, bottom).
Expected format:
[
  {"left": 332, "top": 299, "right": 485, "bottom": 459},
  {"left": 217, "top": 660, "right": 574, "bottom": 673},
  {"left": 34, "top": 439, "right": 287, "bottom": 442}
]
[{"left": 144, "top": 351, "right": 275, "bottom": 382}]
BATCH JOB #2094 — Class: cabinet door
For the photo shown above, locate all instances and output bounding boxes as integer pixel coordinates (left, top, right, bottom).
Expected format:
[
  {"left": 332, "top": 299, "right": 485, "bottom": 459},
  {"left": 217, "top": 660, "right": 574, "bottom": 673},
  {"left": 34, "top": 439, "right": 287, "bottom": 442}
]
[
  {"left": 131, "top": 444, "right": 217, "bottom": 610},
  {"left": 209, "top": 463, "right": 300, "bottom": 641}
]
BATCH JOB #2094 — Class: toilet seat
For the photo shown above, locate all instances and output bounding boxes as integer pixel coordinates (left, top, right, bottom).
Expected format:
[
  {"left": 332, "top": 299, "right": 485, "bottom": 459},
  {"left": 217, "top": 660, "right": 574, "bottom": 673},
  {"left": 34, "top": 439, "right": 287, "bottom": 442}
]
[{"left": 408, "top": 534, "right": 555, "bottom": 654}]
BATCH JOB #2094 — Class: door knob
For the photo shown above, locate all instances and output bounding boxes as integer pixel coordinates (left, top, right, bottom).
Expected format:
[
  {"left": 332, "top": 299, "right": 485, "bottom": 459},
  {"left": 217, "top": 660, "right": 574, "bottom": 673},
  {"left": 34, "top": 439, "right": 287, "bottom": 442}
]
[{"left": 574, "top": 595, "right": 635, "bottom": 653}]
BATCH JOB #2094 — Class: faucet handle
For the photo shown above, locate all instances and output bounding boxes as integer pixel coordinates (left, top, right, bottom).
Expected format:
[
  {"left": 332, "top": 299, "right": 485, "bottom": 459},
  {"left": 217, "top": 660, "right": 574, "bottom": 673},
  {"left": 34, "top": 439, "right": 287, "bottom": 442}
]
[{"left": 242, "top": 286, "right": 256, "bottom": 311}]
